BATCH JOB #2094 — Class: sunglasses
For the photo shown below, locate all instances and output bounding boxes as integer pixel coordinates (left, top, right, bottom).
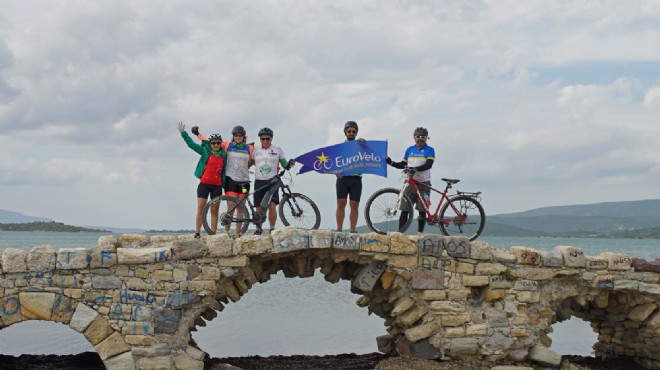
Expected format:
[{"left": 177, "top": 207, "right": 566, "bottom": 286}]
[
  {"left": 415, "top": 135, "right": 427, "bottom": 139},
  {"left": 233, "top": 134, "right": 244, "bottom": 138},
  {"left": 260, "top": 137, "right": 272, "bottom": 141},
  {"left": 346, "top": 130, "right": 357, "bottom": 134},
  {"left": 210, "top": 141, "right": 222, "bottom": 145}
]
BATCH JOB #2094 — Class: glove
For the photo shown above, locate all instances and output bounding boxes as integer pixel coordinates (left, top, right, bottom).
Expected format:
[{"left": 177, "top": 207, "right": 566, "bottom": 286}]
[
  {"left": 177, "top": 121, "right": 185, "bottom": 133},
  {"left": 386, "top": 156, "right": 392, "bottom": 165},
  {"left": 285, "top": 159, "right": 296, "bottom": 170},
  {"left": 191, "top": 126, "right": 199, "bottom": 136}
]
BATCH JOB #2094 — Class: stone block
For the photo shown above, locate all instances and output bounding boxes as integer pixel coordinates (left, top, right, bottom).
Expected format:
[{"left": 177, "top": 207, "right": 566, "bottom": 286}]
[
  {"left": 140, "top": 356, "right": 172, "bottom": 370},
  {"left": 463, "top": 275, "right": 489, "bottom": 287},
  {"left": 174, "top": 354, "right": 204, "bottom": 370},
  {"left": 27, "top": 245, "right": 56, "bottom": 272},
  {"left": 391, "top": 297, "right": 415, "bottom": 316},
  {"left": 69, "top": 303, "right": 99, "bottom": 333},
  {"left": 154, "top": 309, "right": 181, "bottom": 334},
  {"left": 593, "top": 275, "right": 615, "bottom": 289},
  {"left": 84, "top": 315, "right": 114, "bottom": 345},
  {"left": 601, "top": 252, "right": 633, "bottom": 271},
  {"left": 540, "top": 250, "right": 563, "bottom": 267},
  {"left": 417, "top": 234, "right": 445, "bottom": 256},
  {"left": 446, "top": 261, "right": 475, "bottom": 274},
  {"left": 117, "top": 247, "right": 172, "bottom": 264},
  {"left": 444, "top": 237, "right": 471, "bottom": 258},
  {"left": 489, "top": 275, "right": 514, "bottom": 289},
  {"left": 0, "top": 295, "right": 22, "bottom": 325},
  {"left": 98, "top": 235, "right": 118, "bottom": 248},
  {"left": 219, "top": 256, "right": 249, "bottom": 267},
  {"left": 466, "top": 323, "right": 488, "bottom": 336},
  {"left": 118, "top": 234, "right": 149, "bottom": 248},
  {"left": 352, "top": 261, "right": 387, "bottom": 292},
  {"left": 55, "top": 248, "right": 89, "bottom": 270},
  {"left": 171, "top": 239, "right": 208, "bottom": 260},
  {"left": 388, "top": 255, "right": 417, "bottom": 268},
  {"left": 360, "top": 233, "right": 389, "bottom": 253},
  {"left": 376, "top": 334, "right": 397, "bottom": 354},
  {"left": 333, "top": 231, "right": 360, "bottom": 250},
  {"left": 235, "top": 234, "right": 275, "bottom": 255},
  {"left": 389, "top": 233, "right": 416, "bottom": 254},
  {"left": 529, "top": 344, "right": 562, "bottom": 366},
  {"left": 639, "top": 282, "right": 660, "bottom": 295},
  {"left": 404, "top": 323, "right": 441, "bottom": 342},
  {"left": 516, "top": 291, "right": 541, "bottom": 303},
  {"left": 442, "top": 314, "right": 471, "bottom": 326},
  {"left": 2, "top": 248, "right": 28, "bottom": 273},
  {"left": 122, "top": 321, "right": 154, "bottom": 335},
  {"left": 103, "top": 352, "right": 135, "bottom": 370},
  {"left": 52, "top": 294, "right": 77, "bottom": 323},
  {"left": 419, "top": 290, "right": 447, "bottom": 301},
  {"left": 631, "top": 258, "right": 660, "bottom": 273},
  {"left": 408, "top": 339, "right": 442, "bottom": 360},
  {"left": 399, "top": 305, "right": 428, "bottom": 326},
  {"left": 204, "top": 234, "right": 233, "bottom": 256},
  {"left": 19, "top": 292, "right": 55, "bottom": 320},
  {"left": 450, "top": 337, "right": 479, "bottom": 354},
  {"left": 309, "top": 229, "right": 333, "bottom": 249},
  {"left": 90, "top": 246, "right": 117, "bottom": 268},
  {"left": 491, "top": 248, "right": 516, "bottom": 263},
  {"left": 475, "top": 262, "right": 506, "bottom": 275},
  {"left": 412, "top": 268, "right": 444, "bottom": 290},
  {"left": 470, "top": 240, "right": 492, "bottom": 260},
  {"left": 270, "top": 226, "right": 309, "bottom": 254},
  {"left": 429, "top": 301, "right": 465, "bottom": 314},
  {"left": 419, "top": 255, "right": 451, "bottom": 270},
  {"left": 629, "top": 303, "right": 657, "bottom": 321},
  {"left": 586, "top": 256, "right": 609, "bottom": 270},
  {"left": 95, "top": 332, "right": 130, "bottom": 360},
  {"left": 152, "top": 270, "right": 173, "bottom": 281},
  {"left": 509, "top": 246, "right": 542, "bottom": 266},
  {"left": 555, "top": 246, "right": 585, "bottom": 268},
  {"left": 91, "top": 276, "right": 122, "bottom": 289}
]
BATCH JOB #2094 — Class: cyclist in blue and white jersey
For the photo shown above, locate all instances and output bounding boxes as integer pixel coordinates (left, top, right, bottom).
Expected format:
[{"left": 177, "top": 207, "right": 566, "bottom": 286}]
[{"left": 386, "top": 127, "right": 435, "bottom": 233}]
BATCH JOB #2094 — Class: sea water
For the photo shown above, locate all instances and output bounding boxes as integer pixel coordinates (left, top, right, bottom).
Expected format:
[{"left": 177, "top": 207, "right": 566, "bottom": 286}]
[{"left": 0, "top": 232, "right": 657, "bottom": 357}]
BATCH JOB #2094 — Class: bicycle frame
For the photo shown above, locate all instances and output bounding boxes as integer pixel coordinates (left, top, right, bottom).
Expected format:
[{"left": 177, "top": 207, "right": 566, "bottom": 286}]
[
  {"left": 222, "top": 171, "right": 287, "bottom": 225},
  {"left": 396, "top": 171, "right": 468, "bottom": 225}
]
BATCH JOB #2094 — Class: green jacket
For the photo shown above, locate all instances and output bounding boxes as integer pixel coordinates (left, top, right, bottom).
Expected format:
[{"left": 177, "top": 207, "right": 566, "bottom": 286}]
[{"left": 181, "top": 131, "right": 227, "bottom": 185}]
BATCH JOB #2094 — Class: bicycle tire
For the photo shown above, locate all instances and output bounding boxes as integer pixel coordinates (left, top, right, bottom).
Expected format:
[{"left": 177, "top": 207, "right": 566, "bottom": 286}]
[
  {"left": 438, "top": 195, "right": 485, "bottom": 241},
  {"left": 364, "top": 188, "right": 414, "bottom": 235},
  {"left": 278, "top": 193, "right": 321, "bottom": 229},
  {"left": 202, "top": 195, "right": 250, "bottom": 235}
]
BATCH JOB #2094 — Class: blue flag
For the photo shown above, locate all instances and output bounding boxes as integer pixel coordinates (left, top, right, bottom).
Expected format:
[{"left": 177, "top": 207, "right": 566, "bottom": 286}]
[{"left": 294, "top": 140, "right": 388, "bottom": 177}]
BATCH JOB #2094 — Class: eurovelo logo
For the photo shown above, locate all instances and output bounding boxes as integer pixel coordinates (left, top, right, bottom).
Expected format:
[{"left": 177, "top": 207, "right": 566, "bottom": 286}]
[{"left": 313, "top": 151, "right": 382, "bottom": 171}]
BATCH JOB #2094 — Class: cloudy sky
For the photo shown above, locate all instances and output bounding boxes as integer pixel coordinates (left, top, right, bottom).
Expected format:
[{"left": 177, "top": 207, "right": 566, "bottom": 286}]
[{"left": 1, "top": 1, "right": 659, "bottom": 230}]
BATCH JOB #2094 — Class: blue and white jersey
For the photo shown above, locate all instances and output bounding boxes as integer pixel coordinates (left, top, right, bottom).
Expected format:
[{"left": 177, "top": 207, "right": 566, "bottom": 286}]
[
  {"left": 253, "top": 145, "right": 285, "bottom": 180},
  {"left": 403, "top": 144, "right": 435, "bottom": 182}
]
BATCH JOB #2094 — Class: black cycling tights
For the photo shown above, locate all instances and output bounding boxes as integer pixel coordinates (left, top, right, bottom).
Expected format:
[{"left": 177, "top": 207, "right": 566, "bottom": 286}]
[{"left": 399, "top": 211, "right": 426, "bottom": 233}]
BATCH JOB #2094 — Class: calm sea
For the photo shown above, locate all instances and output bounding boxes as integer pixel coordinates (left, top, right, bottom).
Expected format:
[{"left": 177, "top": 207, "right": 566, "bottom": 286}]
[{"left": 0, "top": 232, "right": 658, "bottom": 358}]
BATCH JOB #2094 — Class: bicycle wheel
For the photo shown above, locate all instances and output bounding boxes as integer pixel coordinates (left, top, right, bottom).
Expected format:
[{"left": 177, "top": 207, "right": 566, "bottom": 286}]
[
  {"left": 364, "top": 188, "right": 414, "bottom": 235},
  {"left": 439, "top": 195, "right": 485, "bottom": 241},
  {"left": 202, "top": 195, "right": 250, "bottom": 235},
  {"left": 278, "top": 193, "right": 321, "bottom": 229}
]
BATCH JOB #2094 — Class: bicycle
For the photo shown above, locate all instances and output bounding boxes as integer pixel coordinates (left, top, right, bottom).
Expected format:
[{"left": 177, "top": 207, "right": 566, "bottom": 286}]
[
  {"left": 364, "top": 168, "right": 485, "bottom": 241},
  {"left": 202, "top": 166, "right": 321, "bottom": 236}
]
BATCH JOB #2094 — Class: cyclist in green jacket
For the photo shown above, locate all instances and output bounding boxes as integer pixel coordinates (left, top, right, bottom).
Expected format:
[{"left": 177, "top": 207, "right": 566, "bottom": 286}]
[{"left": 177, "top": 121, "right": 227, "bottom": 238}]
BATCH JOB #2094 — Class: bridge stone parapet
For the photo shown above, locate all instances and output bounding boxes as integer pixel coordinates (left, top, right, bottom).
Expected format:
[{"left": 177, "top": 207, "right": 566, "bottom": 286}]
[{"left": 0, "top": 228, "right": 659, "bottom": 369}]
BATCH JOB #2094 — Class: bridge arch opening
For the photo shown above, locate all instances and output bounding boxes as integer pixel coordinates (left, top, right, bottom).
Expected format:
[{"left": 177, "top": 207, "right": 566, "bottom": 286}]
[{"left": 190, "top": 254, "right": 389, "bottom": 358}]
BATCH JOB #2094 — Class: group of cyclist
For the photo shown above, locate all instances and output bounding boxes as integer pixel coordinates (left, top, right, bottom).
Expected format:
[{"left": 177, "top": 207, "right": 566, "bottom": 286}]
[
  {"left": 177, "top": 122, "right": 291, "bottom": 238},
  {"left": 178, "top": 120, "right": 434, "bottom": 236}
]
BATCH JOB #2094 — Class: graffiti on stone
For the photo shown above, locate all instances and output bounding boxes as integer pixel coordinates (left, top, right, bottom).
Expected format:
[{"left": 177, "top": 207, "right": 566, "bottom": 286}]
[
  {"left": 334, "top": 233, "right": 359, "bottom": 250},
  {"left": 418, "top": 235, "right": 444, "bottom": 257},
  {"left": 352, "top": 261, "right": 386, "bottom": 292},
  {"left": 419, "top": 256, "right": 452, "bottom": 270},
  {"left": 594, "top": 275, "right": 615, "bottom": 289},
  {"left": 444, "top": 238, "right": 470, "bottom": 258},
  {"left": 119, "top": 288, "right": 157, "bottom": 305}
]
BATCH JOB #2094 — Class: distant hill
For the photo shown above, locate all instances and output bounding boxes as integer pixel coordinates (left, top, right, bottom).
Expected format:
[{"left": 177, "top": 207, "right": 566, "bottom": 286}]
[
  {"left": 487, "top": 199, "right": 660, "bottom": 238},
  {"left": 0, "top": 209, "right": 53, "bottom": 223},
  {"left": 0, "top": 222, "right": 109, "bottom": 232}
]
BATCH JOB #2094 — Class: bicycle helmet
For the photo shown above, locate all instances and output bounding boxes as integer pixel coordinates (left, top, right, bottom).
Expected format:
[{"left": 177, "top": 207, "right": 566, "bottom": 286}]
[
  {"left": 344, "top": 121, "right": 358, "bottom": 132},
  {"left": 232, "top": 125, "right": 246, "bottom": 136},
  {"left": 258, "top": 127, "right": 274, "bottom": 138},
  {"left": 414, "top": 127, "right": 428, "bottom": 137},
  {"left": 209, "top": 133, "right": 222, "bottom": 142}
]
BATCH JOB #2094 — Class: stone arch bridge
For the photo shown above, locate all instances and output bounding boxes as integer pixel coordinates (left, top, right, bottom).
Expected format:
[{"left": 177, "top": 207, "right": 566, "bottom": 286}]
[{"left": 1, "top": 228, "right": 659, "bottom": 369}]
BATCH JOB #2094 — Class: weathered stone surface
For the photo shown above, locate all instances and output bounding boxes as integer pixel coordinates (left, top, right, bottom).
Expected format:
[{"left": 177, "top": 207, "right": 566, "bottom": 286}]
[
  {"left": 555, "top": 246, "right": 585, "bottom": 268},
  {"left": 463, "top": 275, "right": 489, "bottom": 287},
  {"left": 417, "top": 234, "right": 444, "bottom": 256},
  {"left": 442, "top": 314, "right": 471, "bottom": 327},
  {"left": 586, "top": 256, "right": 609, "bottom": 270},
  {"left": 470, "top": 240, "right": 492, "bottom": 260},
  {"left": 154, "top": 309, "right": 181, "bottom": 334},
  {"left": 451, "top": 337, "right": 479, "bottom": 354},
  {"left": 309, "top": 229, "right": 333, "bottom": 249},
  {"left": 0, "top": 295, "right": 22, "bottom": 325},
  {"left": 92, "top": 276, "right": 122, "bottom": 289},
  {"left": 540, "top": 250, "right": 563, "bottom": 267},
  {"left": 98, "top": 235, "right": 118, "bottom": 248},
  {"left": 388, "top": 233, "right": 416, "bottom": 254},
  {"left": 491, "top": 248, "right": 516, "bottom": 263},
  {"left": 629, "top": 303, "right": 657, "bottom": 321},
  {"left": 174, "top": 353, "right": 204, "bottom": 370},
  {"left": 56, "top": 248, "right": 90, "bottom": 270},
  {"left": 514, "top": 280, "right": 539, "bottom": 291},
  {"left": 376, "top": 334, "right": 397, "bottom": 354},
  {"left": 51, "top": 294, "right": 77, "bottom": 323},
  {"left": 19, "top": 292, "right": 55, "bottom": 320},
  {"left": 529, "top": 344, "right": 562, "bottom": 366},
  {"left": 2, "top": 248, "right": 28, "bottom": 273},
  {"left": 103, "top": 351, "right": 135, "bottom": 370},
  {"left": 490, "top": 275, "right": 514, "bottom": 289},
  {"left": 632, "top": 258, "right": 660, "bottom": 273},
  {"left": 271, "top": 227, "right": 309, "bottom": 252},
  {"left": 444, "top": 237, "right": 470, "bottom": 258},
  {"left": 388, "top": 255, "right": 417, "bottom": 268},
  {"left": 27, "top": 245, "right": 56, "bottom": 272},
  {"left": 360, "top": 232, "right": 390, "bottom": 253},
  {"left": 90, "top": 246, "right": 117, "bottom": 268},
  {"left": 404, "top": 322, "right": 441, "bottom": 342},
  {"left": 475, "top": 262, "right": 507, "bottom": 275},
  {"left": 219, "top": 256, "right": 249, "bottom": 267},
  {"left": 95, "top": 331, "right": 130, "bottom": 360},
  {"left": 204, "top": 234, "right": 233, "bottom": 257},
  {"left": 353, "top": 261, "right": 387, "bottom": 292},
  {"left": 412, "top": 268, "right": 444, "bottom": 289},
  {"left": 117, "top": 247, "right": 172, "bottom": 264},
  {"left": 118, "top": 234, "right": 149, "bottom": 248},
  {"left": 84, "top": 315, "right": 114, "bottom": 345},
  {"left": 69, "top": 303, "right": 99, "bottom": 332},
  {"left": 172, "top": 239, "right": 208, "bottom": 260},
  {"left": 391, "top": 297, "right": 415, "bottom": 316},
  {"left": 601, "top": 252, "right": 632, "bottom": 271}
]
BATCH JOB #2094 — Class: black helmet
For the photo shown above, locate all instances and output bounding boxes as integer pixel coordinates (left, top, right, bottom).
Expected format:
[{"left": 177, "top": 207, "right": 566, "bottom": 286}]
[
  {"left": 344, "top": 121, "right": 358, "bottom": 132},
  {"left": 414, "top": 127, "right": 428, "bottom": 137},
  {"left": 258, "top": 127, "right": 274, "bottom": 138},
  {"left": 232, "top": 125, "right": 246, "bottom": 136},
  {"left": 209, "top": 134, "right": 222, "bottom": 142}
]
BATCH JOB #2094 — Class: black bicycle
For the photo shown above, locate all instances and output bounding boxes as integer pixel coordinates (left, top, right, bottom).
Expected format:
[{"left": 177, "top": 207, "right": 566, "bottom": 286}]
[{"left": 202, "top": 167, "right": 321, "bottom": 235}]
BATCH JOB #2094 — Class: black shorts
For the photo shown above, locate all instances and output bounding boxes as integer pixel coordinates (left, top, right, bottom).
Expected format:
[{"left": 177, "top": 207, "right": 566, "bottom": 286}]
[
  {"left": 224, "top": 177, "right": 250, "bottom": 197},
  {"left": 336, "top": 176, "right": 362, "bottom": 202},
  {"left": 254, "top": 179, "right": 280, "bottom": 208},
  {"left": 197, "top": 182, "right": 223, "bottom": 199}
]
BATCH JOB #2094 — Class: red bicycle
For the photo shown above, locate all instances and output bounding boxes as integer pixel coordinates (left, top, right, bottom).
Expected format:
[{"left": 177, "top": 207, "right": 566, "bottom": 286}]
[{"left": 364, "top": 168, "right": 485, "bottom": 240}]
